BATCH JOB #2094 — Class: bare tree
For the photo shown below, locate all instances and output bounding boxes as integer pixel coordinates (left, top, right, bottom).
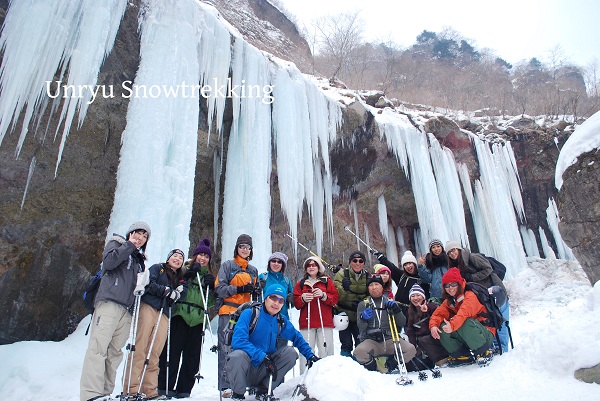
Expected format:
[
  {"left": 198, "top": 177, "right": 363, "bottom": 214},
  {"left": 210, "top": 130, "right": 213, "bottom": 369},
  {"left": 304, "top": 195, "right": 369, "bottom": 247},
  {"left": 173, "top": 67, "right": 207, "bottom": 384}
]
[{"left": 313, "top": 11, "right": 364, "bottom": 80}]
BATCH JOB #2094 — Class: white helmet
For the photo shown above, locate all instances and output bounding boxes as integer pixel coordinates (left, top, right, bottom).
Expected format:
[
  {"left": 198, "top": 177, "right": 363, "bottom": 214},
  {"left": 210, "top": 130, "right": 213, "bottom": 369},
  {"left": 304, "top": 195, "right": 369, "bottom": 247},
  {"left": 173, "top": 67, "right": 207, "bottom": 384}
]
[{"left": 333, "top": 312, "right": 349, "bottom": 331}]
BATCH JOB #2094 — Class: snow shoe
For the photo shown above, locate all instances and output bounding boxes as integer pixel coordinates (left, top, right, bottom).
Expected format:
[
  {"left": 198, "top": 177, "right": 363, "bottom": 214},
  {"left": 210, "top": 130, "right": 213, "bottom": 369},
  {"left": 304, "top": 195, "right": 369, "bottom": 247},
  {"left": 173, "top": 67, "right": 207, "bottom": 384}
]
[
  {"left": 395, "top": 375, "right": 414, "bottom": 386},
  {"left": 432, "top": 368, "right": 442, "bottom": 378},
  {"left": 418, "top": 371, "right": 428, "bottom": 381},
  {"left": 446, "top": 355, "right": 475, "bottom": 367},
  {"left": 476, "top": 349, "right": 494, "bottom": 367}
]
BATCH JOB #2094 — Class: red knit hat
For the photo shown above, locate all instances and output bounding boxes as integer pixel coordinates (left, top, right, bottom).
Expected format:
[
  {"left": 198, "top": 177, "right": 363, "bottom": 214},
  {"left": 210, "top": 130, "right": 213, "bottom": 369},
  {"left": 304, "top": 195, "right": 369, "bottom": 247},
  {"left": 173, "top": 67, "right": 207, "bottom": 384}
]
[{"left": 442, "top": 267, "right": 464, "bottom": 287}]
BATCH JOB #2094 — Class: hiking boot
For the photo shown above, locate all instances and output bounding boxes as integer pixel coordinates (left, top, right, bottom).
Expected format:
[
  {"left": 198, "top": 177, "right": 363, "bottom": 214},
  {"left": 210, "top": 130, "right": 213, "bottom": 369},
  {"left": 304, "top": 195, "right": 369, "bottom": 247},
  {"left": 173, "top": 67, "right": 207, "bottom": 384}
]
[
  {"left": 447, "top": 355, "right": 474, "bottom": 367},
  {"left": 435, "top": 357, "right": 449, "bottom": 367},
  {"left": 476, "top": 349, "right": 494, "bottom": 367},
  {"left": 174, "top": 393, "right": 190, "bottom": 399},
  {"left": 88, "top": 396, "right": 117, "bottom": 401},
  {"left": 221, "top": 389, "right": 233, "bottom": 399},
  {"left": 255, "top": 393, "right": 279, "bottom": 401},
  {"left": 231, "top": 392, "right": 245, "bottom": 401}
]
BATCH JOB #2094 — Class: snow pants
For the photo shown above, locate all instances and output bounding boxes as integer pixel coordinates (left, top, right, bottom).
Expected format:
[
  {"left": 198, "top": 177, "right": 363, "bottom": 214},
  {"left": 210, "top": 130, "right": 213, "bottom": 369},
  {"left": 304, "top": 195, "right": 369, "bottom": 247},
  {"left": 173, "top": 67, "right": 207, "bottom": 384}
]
[
  {"left": 416, "top": 334, "right": 449, "bottom": 364},
  {"left": 226, "top": 346, "right": 298, "bottom": 396},
  {"left": 439, "top": 317, "right": 493, "bottom": 356},
  {"left": 217, "top": 314, "right": 231, "bottom": 390},
  {"left": 123, "top": 302, "right": 168, "bottom": 398},
  {"left": 80, "top": 300, "right": 132, "bottom": 401},
  {"left": 353, "top": 338, "right": 416, "bottom": 365},
  {"left": 299, "top": 328, "right": 334, "bottom": 373},
  {"left": 158, "top": 314, "right": 204, "bottom": 395},
  {"left": 495, "top": 300, "right": 511, "bottom": 352}
]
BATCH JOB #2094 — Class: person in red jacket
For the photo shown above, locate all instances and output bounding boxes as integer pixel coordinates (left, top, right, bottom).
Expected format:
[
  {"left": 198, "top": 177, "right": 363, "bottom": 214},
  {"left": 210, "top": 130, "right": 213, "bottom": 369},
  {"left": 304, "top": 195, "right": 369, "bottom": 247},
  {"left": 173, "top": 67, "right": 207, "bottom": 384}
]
[
  {"left": 293, "top": 256, "right": 339, "bottom": 373},
  {"left": 429, "top": 268, "right": 494, "bottom": 367}
]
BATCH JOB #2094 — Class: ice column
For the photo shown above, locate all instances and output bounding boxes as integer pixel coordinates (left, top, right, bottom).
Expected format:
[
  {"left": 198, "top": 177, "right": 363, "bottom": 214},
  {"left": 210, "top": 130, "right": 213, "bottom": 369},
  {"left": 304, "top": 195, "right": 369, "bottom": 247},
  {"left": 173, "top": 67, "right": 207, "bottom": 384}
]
[{"left": 546, "top": 198, "right": 575, "bottom": 260}]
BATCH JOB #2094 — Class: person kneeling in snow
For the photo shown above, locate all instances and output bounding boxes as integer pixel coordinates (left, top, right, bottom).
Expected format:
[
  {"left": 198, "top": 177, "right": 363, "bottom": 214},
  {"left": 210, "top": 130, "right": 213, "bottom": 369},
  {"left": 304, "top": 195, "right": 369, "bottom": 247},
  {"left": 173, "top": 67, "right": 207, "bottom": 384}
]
[
  {"left": 226, "top": 284, "right": 319, "bottom": 401},
  {"left": 353, "top": 275, "right": 416, "bottom": 372},
  {"left": 429, "top": 267, "right": 495, "bottom": 366}
]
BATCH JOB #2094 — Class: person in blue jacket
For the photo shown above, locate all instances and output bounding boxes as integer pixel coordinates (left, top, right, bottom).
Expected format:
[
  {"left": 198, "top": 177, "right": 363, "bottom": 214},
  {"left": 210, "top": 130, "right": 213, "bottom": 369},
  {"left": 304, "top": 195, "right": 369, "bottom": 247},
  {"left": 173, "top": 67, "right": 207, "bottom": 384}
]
[
  {"left": 258, "top": 252, "right": 294, "bottom": 348},
  {"left": 225, "top": 284, "right": 320, "bottom": 401}
]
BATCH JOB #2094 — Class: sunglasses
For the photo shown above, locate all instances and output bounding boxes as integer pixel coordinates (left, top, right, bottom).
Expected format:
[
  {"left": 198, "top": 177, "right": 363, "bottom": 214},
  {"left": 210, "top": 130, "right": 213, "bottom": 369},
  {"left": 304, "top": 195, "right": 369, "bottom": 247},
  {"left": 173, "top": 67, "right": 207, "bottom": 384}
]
[
  {"left": 351, "top": 258, "right": 365, "bottom": 263},
  {"left": 444, "top": 282, "right": 459, "bottom": 289},
  {"left": 270, "top": 259, "right": 283, "bottom": 264},
  {"left": 238, "top": 244, "right": 252, "bottom": 250},
  {"left": 268, "top": 294, "right": 285, "bottom": 304},
  {"left": 305, "top": 261, "right": 318, "bottom": 267}
]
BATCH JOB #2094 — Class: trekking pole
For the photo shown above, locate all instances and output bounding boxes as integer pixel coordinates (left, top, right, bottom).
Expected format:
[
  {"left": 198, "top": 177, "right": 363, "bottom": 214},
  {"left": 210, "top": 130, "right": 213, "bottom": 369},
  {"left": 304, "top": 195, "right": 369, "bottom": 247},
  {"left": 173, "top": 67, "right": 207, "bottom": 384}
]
[
  {"left": 166, "top": 305, "right": 172, "bottom": 396},
  {"left": 286, "top": 233, "right": 337, "bottom": 272},
  {"left": 137, "top": 299, "right": 167, "bottom": 397},
  {"left": 266, "top": 372, "right": 274, "bottom": 401},
  {"left": 122, "top": 293, "right": 142, "bottom": 396},
  {"left": 195, "top": 274, "right": 211, "bottom": 381},
  {"left": 388, "top": 312, "right": 413, "bottom": 386},
  {"left": 316, "top": 298, "right": 327, "bottom": 351},
  {"left": 344, "top": 226, "right": 378, "bottom": 253},
  {"left": 290, "top": 362, "right": 310, "bottom": 401},
  {"left": 197, "top": 273, "right": 217, "bottom": 350}
]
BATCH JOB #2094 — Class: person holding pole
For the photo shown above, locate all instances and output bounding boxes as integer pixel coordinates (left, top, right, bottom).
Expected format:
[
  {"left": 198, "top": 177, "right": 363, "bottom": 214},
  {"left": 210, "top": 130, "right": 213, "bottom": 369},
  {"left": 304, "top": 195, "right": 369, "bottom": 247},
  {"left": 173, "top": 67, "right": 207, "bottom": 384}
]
[
  {"left": 293, "top": 257, "right": 339, "bottom": 373},
  {"left": 123, "top": 249, "right": 187, "bottom": 400},
  {"left": 158, "top": 238, "right": 215, "bottom": 398}
]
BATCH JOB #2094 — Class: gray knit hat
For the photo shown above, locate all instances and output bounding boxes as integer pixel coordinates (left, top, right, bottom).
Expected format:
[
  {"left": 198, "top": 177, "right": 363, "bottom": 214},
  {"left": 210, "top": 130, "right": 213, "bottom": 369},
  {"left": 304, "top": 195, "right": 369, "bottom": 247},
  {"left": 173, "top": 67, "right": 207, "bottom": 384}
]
[
  {"left": 445, "top": 240, "right": 462, "bottom": 252},
  {"left": 127, "top": 221, "right": 151, "bottom": 240},
  {"left": 268, "top": 251, "right": 288, "bottom": 272}
]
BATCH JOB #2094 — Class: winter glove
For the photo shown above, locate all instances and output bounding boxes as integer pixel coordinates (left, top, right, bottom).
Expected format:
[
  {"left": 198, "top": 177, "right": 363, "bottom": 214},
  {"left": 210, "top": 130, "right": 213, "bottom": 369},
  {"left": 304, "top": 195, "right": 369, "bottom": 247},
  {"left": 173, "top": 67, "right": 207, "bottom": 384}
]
[
  {"left": 169, "top": 284, "right": 184, "bottom": 302},
  {"left": 306, "top": 355, "right": 320, "bottom": 369},
  {"left": 328, "top": 263, "right": 341, "bottom": 273},
  {"left": 286, "top": 292, "right": 294, "bottom": 306},
  {"left": 361, "top": 307, "right": 374, "bottom": 320},
  {"left": 264, "top": 355, "right": 278, "bottom": 381},
  {"left": 202, "top": 273, "right": 215, "bottom": 290},
  {"left": 236, "top": 283, "right": 254, "bottom": 294},
  {"left": 374, "top": 252, "right": 384, "bottom": 261},
  {"left": 258, "top": 277, "right": 267, "bottom": 289},
  {"left": 341, "top": 276, "right": 351, "bottom": 291},
  {"left": 251, "top": 285, "right": 263, "bottom": 297},
  {"left": 385, "top": 300, "right": 400, "bottom": 314},
  {"left": 162, "top": 286, "right": 172, "bottom": 298}
]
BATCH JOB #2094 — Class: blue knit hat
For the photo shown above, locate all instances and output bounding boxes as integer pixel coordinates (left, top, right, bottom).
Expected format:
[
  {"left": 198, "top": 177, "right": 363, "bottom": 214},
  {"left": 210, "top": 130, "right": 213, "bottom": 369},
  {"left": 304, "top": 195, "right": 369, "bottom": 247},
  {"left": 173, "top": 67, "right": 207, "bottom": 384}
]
[{"left": 264, "top": 284, "right": 286, "bottom": 299}]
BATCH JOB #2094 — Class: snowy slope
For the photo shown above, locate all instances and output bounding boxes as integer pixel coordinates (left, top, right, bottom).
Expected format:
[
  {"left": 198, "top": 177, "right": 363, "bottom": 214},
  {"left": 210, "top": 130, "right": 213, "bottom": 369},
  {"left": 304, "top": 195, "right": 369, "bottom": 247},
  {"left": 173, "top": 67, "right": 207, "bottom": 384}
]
[{"left": 0, "top": 258, "right": 598, "bottom": 401}]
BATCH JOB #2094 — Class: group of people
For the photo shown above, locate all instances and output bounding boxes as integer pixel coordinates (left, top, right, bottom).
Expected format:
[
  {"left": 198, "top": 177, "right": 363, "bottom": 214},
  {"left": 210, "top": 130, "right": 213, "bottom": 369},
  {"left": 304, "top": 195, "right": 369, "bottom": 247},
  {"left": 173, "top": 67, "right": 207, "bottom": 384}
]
[{"left": 80, "top": 222, "right": 509, "bottom": 401}]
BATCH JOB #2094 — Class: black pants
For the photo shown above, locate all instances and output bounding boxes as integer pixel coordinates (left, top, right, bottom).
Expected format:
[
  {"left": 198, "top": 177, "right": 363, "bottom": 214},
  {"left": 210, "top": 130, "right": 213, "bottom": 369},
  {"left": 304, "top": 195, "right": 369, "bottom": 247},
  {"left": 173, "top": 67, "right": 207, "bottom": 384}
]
[
  {"left": 338, "top": 320, "right": 360, "bottom": 355},
  {"left": 158, "top": 315, "right": 204, "bottom": 394}
]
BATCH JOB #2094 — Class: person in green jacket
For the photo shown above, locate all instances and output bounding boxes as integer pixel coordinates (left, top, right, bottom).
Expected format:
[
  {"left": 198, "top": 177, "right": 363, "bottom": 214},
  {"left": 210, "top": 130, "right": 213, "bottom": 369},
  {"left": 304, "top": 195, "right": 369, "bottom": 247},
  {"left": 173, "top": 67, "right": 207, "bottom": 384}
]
[
  {"left": 158, "top": 238, "right": 215, "bottom": 399},
  {"left": 334, "top": 250, "right": 370, "bottom": 357}
]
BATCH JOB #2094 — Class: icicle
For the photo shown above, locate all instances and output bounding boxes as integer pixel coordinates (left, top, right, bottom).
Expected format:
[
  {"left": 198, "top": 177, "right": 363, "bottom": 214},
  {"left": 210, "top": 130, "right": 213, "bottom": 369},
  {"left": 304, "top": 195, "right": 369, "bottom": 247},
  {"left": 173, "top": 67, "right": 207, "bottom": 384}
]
[
  {"left": 386, "top": 222, "right": 399, "bottom": 266},
  {"left": 539, "top": 227, "right": 557, "bottom": 259},
  {"left": 20, "top": 156, "right": 36, "bottom": 211},
  {"left": 378, "top": 194, "right": 389, "bottom": 243},
  {"left": 546, "top": 198, "right": 575, "bottom": 260},
  {"left": 520, "top": 225, "right": 540, "bottom": 258}
]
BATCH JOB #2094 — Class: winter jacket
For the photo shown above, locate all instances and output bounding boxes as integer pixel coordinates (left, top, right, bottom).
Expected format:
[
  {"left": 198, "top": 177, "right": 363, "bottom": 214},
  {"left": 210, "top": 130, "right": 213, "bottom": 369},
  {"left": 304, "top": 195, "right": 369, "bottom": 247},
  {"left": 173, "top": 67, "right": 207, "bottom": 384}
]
[
  {"left": 429, "top": 283, "right": 496, "bottom": 336},
  {"left": 231, "top": 305, "right": 315, "bottom": 366},
  {"left": 215, "top": 259, "right": 258, "bottom": 315},
  {"left": 174, "top": 262, "right": 215, "bottom": 327},
  {"left": 457, "top": 249, "right": 505, "bottom": 292},
  {"left": 379, "top": 254, "right": 430, "bottom": 306},
  {"left": 258, "top": 271, "right": 293, "bottom": 319},
  {"left": 334, "top": 268, "right": 370, "bottom": 322},
  {"left": 417, "top": 257, "right": 448, "bottom": 299},
  {"left": 141, "top": 263, "right": 188, "bottom": 316},
  {"left": 293, "top": 276, "right": 339, "bottom": 330},
  {"left": 406, "top": 301, "right": 440, "bottom": 346},
  {"left": 356, "top": 296, "right": 406, "bottom": 342},
  {"left": 96, "top": 234, "right": 146, "bottom": 310}
]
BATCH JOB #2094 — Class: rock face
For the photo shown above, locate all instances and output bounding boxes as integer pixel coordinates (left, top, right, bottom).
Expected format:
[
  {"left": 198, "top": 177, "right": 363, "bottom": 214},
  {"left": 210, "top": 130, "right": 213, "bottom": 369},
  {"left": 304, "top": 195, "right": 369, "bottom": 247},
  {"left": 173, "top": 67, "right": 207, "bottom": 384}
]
[
  {"left": 557, "top": 148, "right": 600, "bottom": 285},
  {"left": 0, "top": 1, "right": 591, "bottom": 344}
]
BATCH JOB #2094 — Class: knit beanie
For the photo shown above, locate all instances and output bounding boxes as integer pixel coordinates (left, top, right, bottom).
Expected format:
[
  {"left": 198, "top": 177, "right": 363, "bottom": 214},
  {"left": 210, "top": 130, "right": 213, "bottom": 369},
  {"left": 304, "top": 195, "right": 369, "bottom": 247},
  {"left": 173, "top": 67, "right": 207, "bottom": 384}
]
[
  {"left": 303, "top": 256, "right": 325, "bottom": 274},
  {"left": 445, "top": 240, "right": 462, "bottom": 252},
  {"left": 166, "top": 248, "right": 185, "bottom": 264},
  {"left": 409, "top": 284, "right": 426, "bottom": 299},
  {"left": 349, "top": 250, "right": 366, "bottom": 263},
  {"left": 192, "top": 238, "right": 212, "bottom": 259},
  {"left": 428, "top": 239, "right": 443, "bottom": 251},
  {"left": 268, "top": 251, "right": 289, "bottom": 272},
  {"left": 374, "top": 264, "right": 391, "bottom": 275},
  {"left": 442, "top": 267, "right": 464, "bottom": 286},
  {"left": 367, "top": 275, "right": 384, "bottom": 287},
  {"left": 401, "top": 250, "right": 418, "bottom": 266},
  {"left": 264, "top": 284, "right": 286, "bottom": 299},
  {"left": 236, "top": 234, "right": 253, "bottom": 247},
  {"left": 127, "top": 221, "right": 151, "bottom": 240}
]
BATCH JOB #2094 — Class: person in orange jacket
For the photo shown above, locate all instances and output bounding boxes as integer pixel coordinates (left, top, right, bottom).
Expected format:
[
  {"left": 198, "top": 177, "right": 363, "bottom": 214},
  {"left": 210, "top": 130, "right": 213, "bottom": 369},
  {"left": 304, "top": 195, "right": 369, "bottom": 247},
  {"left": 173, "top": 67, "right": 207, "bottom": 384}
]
[
  {"left": 214, "top": 234, "right": 259, "bottom": 397},
  {"left": 429, "top": 267, "right": 494, "bottom": 367}
]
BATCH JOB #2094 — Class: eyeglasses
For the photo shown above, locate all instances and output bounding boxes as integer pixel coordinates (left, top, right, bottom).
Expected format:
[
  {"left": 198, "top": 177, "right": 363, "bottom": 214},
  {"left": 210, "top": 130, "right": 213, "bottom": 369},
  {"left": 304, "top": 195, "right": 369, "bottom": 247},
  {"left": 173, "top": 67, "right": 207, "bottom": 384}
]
[
  {"left": 270, "top": 259, "right": 283, "bottom": 264},
  {"left": 305, "top": 262, "right": 318, "bottom": 267},
  {"left": 351, "top": 258, "right": 364, "bottom": 264},
  {"left": 238, "top": 244, "right": 252, "bottom": 250},
  {"left": 444, "top": 282, "right": 459, "bottom": 289},
  {"left": 268, "top": 294, "right": 285, "bottom": 304}
]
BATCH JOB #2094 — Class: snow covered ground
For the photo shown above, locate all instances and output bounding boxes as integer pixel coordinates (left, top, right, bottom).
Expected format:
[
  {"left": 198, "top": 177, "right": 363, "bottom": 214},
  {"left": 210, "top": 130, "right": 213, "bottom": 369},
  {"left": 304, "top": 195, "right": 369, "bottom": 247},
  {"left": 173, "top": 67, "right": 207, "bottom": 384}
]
[{"left": 0, "top": 258, "right": 598, "bottom": 401}]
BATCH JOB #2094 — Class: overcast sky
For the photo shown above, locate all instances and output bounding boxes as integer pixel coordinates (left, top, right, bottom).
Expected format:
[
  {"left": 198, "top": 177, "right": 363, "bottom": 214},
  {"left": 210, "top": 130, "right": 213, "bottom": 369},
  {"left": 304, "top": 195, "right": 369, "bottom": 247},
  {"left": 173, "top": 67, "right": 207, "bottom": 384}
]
[{"left": 276, "top": 0, "right": 599, "bottom": 67}]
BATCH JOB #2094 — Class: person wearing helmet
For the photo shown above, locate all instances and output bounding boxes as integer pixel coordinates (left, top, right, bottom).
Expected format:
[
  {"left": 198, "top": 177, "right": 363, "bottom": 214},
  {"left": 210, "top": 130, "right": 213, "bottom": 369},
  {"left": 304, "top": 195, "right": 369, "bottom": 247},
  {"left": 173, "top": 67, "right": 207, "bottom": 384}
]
[{"left": 293, "top": 257, "right": 339, "bottom": 373}]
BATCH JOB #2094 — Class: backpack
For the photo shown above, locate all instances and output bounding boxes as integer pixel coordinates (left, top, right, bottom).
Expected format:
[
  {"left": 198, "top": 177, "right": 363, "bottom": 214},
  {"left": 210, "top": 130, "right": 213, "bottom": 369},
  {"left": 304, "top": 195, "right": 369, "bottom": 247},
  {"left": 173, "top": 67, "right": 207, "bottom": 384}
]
[
  {"left": 484, "top": 255, "right": 507, "bottom": 281},
  {"left": 222, "top": 301, "right": 285, "bottom": 346},
  {"left": 464, "top": 282, "right": 512, "bottom": 354},
  {"left": 83, "top": 266, "right": 104, "bottom": 313}
]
